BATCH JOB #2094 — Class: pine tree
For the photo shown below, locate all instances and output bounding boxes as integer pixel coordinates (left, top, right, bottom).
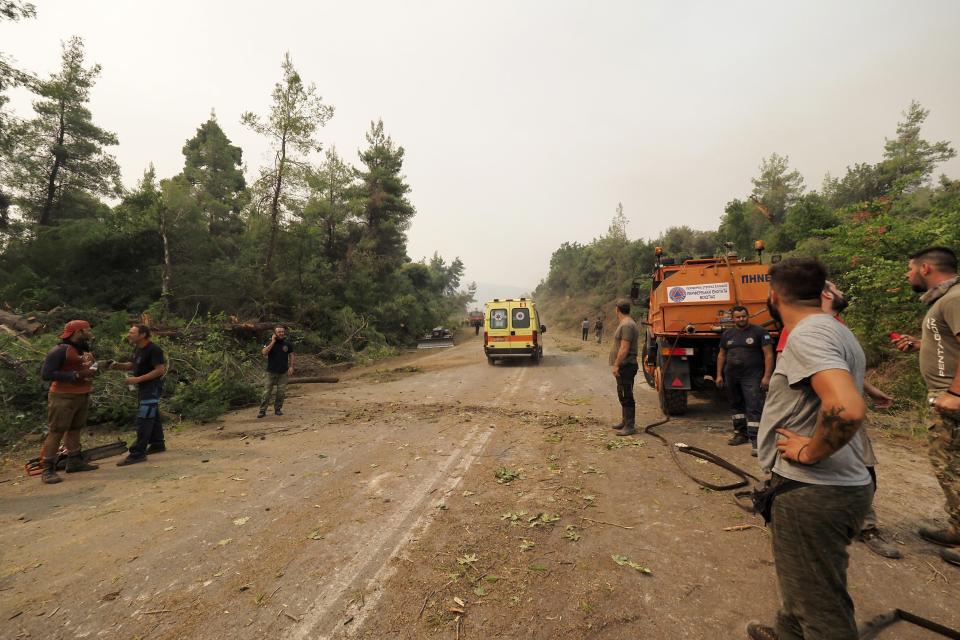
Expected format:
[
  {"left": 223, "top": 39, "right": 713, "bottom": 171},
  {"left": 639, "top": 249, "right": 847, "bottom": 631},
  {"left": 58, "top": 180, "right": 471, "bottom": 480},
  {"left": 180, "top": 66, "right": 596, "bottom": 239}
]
[
  {"left": 10, "top": 36, "right": 120, "bottom": 226},
  {"left": 242, "top": 53, "right": 333, "bottom": 281},
  {"left": 353, "top": 120, "right": 415, "bottom": 274},
  {"left": 180, "top": 113, "right": 248, "bottom": 237},
  {"left": 0, "top": 1, "right": 36, "bottom": 228},
  {"left": 750, "top": 153, "right": 804, "bottom": 225},
  {"left": 303, "top": 147, "right": 354, "bottom": 264}
]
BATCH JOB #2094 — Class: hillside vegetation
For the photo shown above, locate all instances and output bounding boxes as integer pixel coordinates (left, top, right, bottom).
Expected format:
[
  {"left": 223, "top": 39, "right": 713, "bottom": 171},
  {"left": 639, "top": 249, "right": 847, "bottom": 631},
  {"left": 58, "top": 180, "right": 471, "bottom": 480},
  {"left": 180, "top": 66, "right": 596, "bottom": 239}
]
[
  {"left": 0, "top": 19, "right": 473, "bottom": 441},
  {"left": 535, "top": 102, "right": 957, "bottom": 413}
]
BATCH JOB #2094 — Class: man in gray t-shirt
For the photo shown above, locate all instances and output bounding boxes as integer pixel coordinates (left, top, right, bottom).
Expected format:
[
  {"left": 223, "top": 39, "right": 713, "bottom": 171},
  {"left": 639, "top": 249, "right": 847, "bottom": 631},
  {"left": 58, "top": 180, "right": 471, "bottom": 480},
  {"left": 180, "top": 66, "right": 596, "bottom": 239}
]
[
  {"left": 757, "top": 314, "right": 871, "bottom": 486},
  {"left": 747, "top": 258, "right": 872, "bottom": 640},
  {"left": 608, "top": 299, "right": 640, "bottom": 436}
]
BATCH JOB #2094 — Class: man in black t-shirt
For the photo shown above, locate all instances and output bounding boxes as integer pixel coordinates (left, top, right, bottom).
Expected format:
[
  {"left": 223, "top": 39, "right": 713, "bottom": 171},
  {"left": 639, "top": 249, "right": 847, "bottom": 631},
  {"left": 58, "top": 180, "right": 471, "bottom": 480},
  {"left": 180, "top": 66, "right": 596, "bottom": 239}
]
[
  {"left": 716, "top": 306, "right": 773, "bottom": 454},
  {"left": 112, "top": 325, "right": 167, "bottom": 466},
  {"left": 258, "top": 325, "right": 295, "bottom": 418}
]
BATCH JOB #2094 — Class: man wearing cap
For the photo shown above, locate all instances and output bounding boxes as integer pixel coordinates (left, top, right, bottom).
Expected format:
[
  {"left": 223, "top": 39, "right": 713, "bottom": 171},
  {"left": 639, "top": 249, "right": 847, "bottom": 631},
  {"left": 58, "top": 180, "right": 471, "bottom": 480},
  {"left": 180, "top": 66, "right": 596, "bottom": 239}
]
[{"left": 38, "top": 320, "right": 102, "bottom": 484}]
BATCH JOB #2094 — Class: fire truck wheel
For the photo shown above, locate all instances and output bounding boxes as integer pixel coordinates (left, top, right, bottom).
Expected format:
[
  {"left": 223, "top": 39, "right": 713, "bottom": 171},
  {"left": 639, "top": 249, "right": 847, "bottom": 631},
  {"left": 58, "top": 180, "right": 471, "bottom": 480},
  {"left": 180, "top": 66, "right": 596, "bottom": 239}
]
[{"left": 661, "top": 389, "right": 688, "bottom": 416}]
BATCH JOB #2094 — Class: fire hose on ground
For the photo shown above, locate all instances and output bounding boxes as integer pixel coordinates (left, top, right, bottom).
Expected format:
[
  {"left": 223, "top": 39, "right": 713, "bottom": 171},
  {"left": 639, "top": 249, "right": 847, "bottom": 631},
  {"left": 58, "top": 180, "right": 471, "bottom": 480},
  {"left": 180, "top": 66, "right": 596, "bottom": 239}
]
[{"left": 640, "top": 340, "right": 959, "bottom": 639}]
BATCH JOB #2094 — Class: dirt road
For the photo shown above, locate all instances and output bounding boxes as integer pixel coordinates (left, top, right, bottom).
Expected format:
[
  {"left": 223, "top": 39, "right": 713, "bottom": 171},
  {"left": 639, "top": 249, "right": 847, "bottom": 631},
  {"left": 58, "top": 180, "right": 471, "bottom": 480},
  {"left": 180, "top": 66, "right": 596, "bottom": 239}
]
[{"left": 2, "top": 332, "right": 958, "bottom": 639}]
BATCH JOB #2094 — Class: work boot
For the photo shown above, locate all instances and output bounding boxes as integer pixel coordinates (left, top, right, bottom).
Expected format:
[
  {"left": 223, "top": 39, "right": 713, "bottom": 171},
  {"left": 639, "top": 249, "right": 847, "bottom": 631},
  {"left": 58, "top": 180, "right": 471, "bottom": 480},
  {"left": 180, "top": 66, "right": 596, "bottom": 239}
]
[
  {"left": 918, "top": 525, "right": 960, "bottom": 547},
  {"left": 728, "top": 431, "right": 749, "bottom": 446},
  {"left": 745, "top": 621, "right": 779, "bottom": 639},
  {"left": 256, "top": 410, "right": 266, "bottom": 419},
  {"left": 64, "top": 452, "right": 99, "bottom": 473},
  {"left": 116, "top": 454, "right": 146, "bottom": 467},
  {"left": 858, "top": 527, "right": 902, "bottom": 559},
  {"left": 942, "top": 547, "right": 960, "bottom": 567},
  {"left": 146, "top": 443, "right": 166, "bottom": 454},
  {"left": 615, "top": 407, "right": 636, "bottom": 436},
  {"left": 610, "top": 407, "right": 625, "bottom": 431},
  {"left": 41, "top": 458, "right": 62, "bottom": 485},
  {"left": 274, "top": 409, "right": 284, "bottom": 416},
  {"left": 747, "top": 427, "right": 759, "bottom": 456}
]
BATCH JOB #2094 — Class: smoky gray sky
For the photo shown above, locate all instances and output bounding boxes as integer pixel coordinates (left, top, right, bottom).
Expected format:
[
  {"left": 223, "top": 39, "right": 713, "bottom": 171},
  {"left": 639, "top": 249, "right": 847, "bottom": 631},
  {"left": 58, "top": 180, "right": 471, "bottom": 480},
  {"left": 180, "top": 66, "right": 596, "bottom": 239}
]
[{"left": 3, "top": 1, "right": 959, "bottom": 293}]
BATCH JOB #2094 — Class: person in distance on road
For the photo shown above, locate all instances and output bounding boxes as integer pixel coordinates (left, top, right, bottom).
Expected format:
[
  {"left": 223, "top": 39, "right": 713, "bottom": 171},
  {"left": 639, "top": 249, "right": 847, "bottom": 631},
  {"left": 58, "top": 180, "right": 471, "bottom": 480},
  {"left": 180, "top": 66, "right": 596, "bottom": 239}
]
[
  {"left": 581, "top": 317, "right": 590, "bottom": 341},
  {"left": 776, "top": 280, "right": 900, "bottom": 560},
  {"left": 716, "top": 305, "right": 773, "bottom": 456},
  {"left": 112, "top": 325, "right": 167, "bottom": 466},
  {"left": 594, "top": 315, "right": 604, "bottom": 344},
  {"left": 258, "top": 325, "right": 295, "bottom": 418},
  {"left": 747, "top": 257, "right": 872, "bottom": 640},
  {"left": 38, "top": 320, "right": 103, "bottom": 484},
  {"left": 893, "top": 246, "right": 960, "bottom": 568},
  {"left": 609, "top": 299, "right": 640, "bottom": 436}
]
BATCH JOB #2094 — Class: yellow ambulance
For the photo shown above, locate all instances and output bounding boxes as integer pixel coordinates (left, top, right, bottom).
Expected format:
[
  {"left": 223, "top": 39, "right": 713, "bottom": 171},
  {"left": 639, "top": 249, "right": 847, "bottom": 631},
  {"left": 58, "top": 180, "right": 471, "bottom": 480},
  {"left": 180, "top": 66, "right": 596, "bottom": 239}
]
[{"left": 483, "top": 298, "right": 546, "bottom": 365}]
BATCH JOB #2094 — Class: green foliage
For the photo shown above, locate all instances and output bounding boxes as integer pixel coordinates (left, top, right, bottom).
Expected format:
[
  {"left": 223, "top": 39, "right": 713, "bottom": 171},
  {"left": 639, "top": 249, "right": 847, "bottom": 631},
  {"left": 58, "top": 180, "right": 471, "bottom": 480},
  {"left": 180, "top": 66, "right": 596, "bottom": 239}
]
[
  {"left": 181, "top": 114, "right": 248, "bottom": 238},
  {"left": 539, "top": 102, "right": 958, "bottom": 409},
  {"left": 10, "top": 36, "right": 120, "bottom": 226},
  {"left": 751, "top": 153, "right": 805, "bottom": 224},
  {"left": 0, "top": 30, "right": 477, "bottom": 440},
  {"left": 536, "top": 203, "right": 714, "bottom": 328}
]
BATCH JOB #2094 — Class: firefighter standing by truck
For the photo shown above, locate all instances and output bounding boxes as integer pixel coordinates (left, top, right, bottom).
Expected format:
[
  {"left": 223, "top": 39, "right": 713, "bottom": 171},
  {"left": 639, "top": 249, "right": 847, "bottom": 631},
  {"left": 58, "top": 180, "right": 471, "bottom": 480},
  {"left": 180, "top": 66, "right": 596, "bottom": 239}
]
[
  {"left": 715, "top": 305, "right": 773, "bottom": 455},
  {"left": 609, "top": 299, "right": 640, "bottom": 436}
]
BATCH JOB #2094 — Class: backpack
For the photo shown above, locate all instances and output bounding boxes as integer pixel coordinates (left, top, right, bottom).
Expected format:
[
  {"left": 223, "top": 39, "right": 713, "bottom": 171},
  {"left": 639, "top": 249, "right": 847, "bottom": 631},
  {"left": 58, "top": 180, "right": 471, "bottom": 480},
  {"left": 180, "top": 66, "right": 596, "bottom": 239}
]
[{"left": 39, "top": 343, "right": 73, "bottom": 392}]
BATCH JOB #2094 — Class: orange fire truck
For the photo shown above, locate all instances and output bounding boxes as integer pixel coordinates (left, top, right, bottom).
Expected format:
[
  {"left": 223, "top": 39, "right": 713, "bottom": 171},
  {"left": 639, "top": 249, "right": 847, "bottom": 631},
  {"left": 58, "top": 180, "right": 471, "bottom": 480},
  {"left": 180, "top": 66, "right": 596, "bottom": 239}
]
[{"left": 631, "top": 242, "right": 780, "bottom": 415}]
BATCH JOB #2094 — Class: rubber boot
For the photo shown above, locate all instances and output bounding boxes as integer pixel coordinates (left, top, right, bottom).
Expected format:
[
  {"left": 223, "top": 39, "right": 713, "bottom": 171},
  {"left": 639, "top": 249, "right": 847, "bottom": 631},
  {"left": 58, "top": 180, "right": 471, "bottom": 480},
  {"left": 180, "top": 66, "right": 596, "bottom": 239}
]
[
  {"left": 942, "top": 547, "right": 960, "bottom": 566},
  {"left": 919, "top": 525, "right": 960, "bottom": 546},
  {"left": 610, "top": 406, "right": 625, "bottom": 431},
  {"left": 615, "top": 407, "right": 636, "bottom": 436},
  {"left": 41, "top": 458, "right": 62, "bottom": 484},
  {"left": 65, "top": 451, "right": 99, "bottom": 473}
]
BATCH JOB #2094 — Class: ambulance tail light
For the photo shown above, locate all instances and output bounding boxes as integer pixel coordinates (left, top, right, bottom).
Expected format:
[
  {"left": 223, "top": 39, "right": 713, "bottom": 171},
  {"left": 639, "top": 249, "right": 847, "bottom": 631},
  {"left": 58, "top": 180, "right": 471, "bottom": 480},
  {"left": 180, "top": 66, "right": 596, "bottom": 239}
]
[
  {"left": 532, "top": 330, "right": 538, "bottom": 345},
  {"left": 661, "top": 347, "right": 694, "bottom": 356},
  {"left": 483, "top": 331, "right": 488, "bottom": 345}
]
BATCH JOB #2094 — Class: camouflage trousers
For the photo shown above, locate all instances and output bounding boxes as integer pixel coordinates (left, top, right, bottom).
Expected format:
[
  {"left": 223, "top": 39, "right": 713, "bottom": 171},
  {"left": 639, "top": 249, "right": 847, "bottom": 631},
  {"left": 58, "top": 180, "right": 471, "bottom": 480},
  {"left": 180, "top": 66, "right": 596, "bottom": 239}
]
[{"left": 929, "top": 408, "right": 960, "bottom": 529}]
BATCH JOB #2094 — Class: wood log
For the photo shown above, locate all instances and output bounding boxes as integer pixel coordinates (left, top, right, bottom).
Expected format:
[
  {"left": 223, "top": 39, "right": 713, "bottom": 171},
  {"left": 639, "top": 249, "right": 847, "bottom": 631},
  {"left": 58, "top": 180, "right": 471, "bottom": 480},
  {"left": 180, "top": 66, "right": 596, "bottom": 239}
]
[
  {"left": 0, "top": 351, "right": 29, "bottom": 378},
  {"left": 0, "top": 310, "right": 42, "bottom": 335},
  {"left": 287, "top": 376, "right": 339, "bottom": 384}
]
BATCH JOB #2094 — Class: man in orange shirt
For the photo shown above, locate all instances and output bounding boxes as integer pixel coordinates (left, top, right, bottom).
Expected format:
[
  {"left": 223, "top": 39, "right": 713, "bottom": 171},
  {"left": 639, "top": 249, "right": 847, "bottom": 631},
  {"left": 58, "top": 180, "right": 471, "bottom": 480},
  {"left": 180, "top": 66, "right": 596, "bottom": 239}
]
[{"left": 38, "top": 320, "right": 102, "bottom": 484}]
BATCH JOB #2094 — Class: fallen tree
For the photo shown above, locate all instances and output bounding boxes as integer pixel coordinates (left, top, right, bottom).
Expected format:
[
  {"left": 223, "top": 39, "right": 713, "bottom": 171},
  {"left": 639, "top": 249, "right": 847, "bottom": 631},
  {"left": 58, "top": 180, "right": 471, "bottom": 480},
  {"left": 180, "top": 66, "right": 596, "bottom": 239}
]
[{"left": 0, "top": 310, "right": 42, "bottom": 335}]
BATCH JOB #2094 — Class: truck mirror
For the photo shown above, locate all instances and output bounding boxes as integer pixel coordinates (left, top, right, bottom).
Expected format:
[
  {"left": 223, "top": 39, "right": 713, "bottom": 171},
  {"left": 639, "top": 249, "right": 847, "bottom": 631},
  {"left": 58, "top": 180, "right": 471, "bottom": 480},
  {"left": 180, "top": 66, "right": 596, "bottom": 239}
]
[{"left": 540, "top": 325, "right": 547, "bottom": 334}]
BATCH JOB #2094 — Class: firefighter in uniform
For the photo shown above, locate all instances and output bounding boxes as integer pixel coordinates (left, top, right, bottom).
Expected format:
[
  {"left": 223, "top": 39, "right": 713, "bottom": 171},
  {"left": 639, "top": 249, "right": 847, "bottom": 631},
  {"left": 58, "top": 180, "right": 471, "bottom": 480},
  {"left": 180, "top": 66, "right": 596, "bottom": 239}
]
[{"left": 716, "top": 305, "right": 773, "bottom": 455}]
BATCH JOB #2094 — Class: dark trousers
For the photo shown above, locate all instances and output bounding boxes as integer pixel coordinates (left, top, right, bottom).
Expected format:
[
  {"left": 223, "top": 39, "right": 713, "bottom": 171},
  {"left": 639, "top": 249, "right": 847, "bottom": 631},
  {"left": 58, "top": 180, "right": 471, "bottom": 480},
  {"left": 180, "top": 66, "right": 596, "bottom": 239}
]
[
  {"left": 582, "top": 328, "right": 589, "bottom": 340},
  {"left": 771, "top": 475, "right": 873, "bottom": 640},
  {"left": 130, "top": 401, "right": 164, "bottom": 457},
  {"left": 725, "top": 366, "right": 764, "bottom": 433},
  {"left": 616, "top": 363, "right": 638, "bottom": 409}
]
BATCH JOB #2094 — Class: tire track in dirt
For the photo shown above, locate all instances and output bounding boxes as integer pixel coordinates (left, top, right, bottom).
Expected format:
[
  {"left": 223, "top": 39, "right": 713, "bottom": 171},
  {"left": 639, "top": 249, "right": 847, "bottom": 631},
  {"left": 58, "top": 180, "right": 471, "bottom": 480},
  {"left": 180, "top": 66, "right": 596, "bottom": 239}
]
[{"left": 285, "top": 423, "right": 494, "bottom": 640}]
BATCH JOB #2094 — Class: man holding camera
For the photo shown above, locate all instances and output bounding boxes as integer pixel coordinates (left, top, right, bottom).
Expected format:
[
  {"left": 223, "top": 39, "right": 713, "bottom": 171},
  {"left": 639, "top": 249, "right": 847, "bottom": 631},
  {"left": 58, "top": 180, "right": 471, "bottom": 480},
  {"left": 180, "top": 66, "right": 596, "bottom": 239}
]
[{"left": 258, "top": 325, "right": 294, "bottom": 418}]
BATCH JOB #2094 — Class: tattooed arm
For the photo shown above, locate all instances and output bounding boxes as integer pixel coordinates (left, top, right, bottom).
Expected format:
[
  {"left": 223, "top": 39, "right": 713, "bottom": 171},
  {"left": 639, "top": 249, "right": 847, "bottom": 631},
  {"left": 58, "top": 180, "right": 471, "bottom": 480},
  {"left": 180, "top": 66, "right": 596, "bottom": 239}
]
[{"left": 776, "top": 369, "right": 866, "bottom": 464}]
